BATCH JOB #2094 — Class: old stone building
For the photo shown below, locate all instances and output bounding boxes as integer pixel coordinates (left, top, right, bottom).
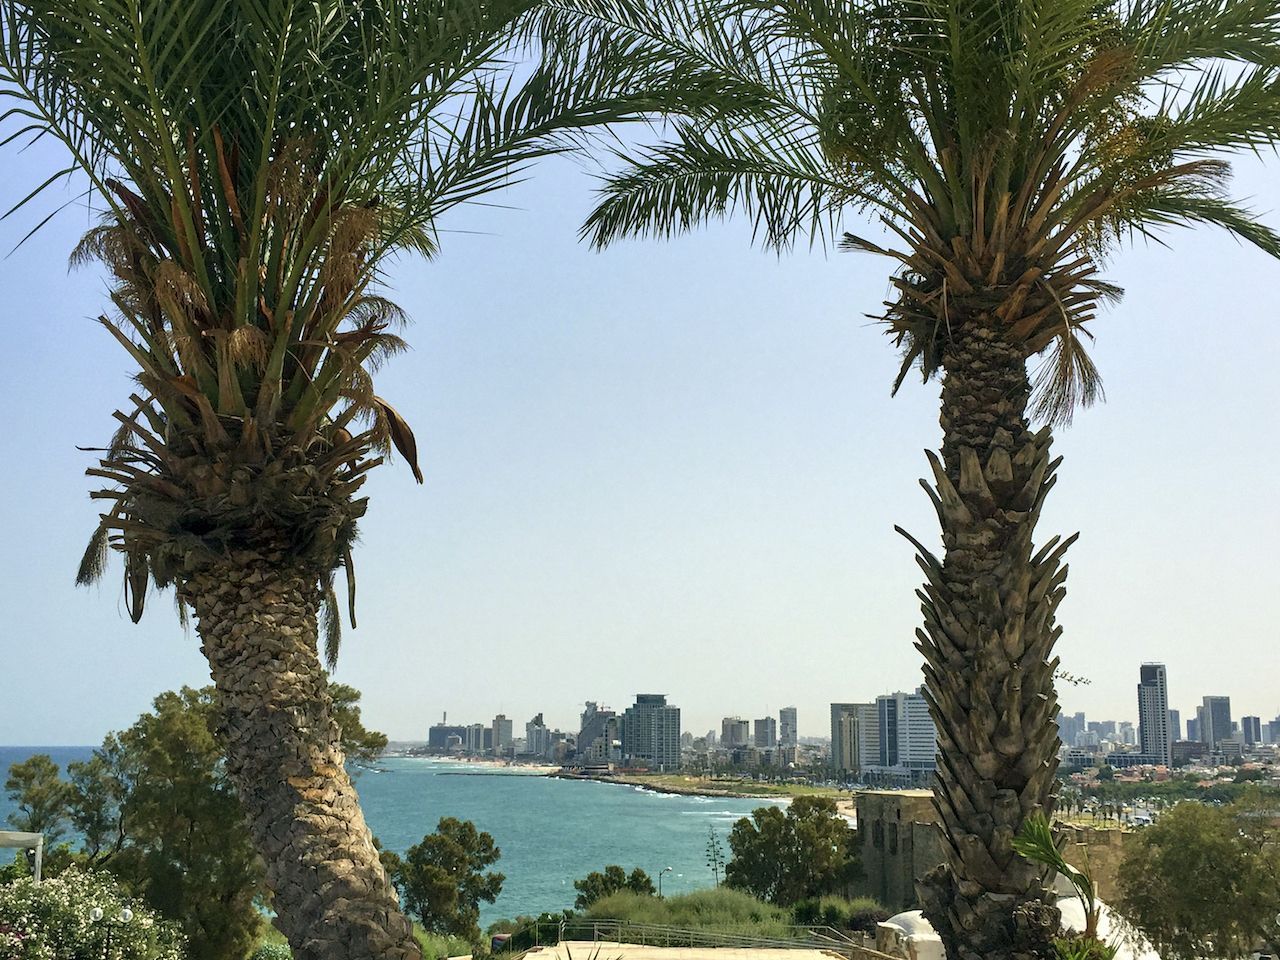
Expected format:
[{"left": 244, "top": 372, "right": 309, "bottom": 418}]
[{"left": 855, "top": 791, "right": 1133, "bottom": 911}]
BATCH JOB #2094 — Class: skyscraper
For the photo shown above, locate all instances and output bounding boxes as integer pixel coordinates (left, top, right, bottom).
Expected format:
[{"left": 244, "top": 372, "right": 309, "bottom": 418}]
[
  {"left": 874, "top": 689, "right": 937, "bottom": 774},
  {"left": 721, "top": 717, "right": 750, "bottom": 747},
  {"left": 526, "top": 713, "right": 550, "bottom": 757},
  {"left": 830, "top": 703, "right": 861, "bottom": 774},
  {"left": 622, "top": 694, "right": 681, "bottom": 771},
  {"left": 1201, "top": 696, "right": 1232, "bottom": 747},
  {"left": 1137, "top": 663, "right": 1171, "bottom": 766},
  {"left": 492, "top": 714, "right": 513, "bottom": 756},
  {"left": 1168, "top": 709, "right": 1181, "bottom": 742},
  {"left": 779, "top": 707, "right": 798, "bottom": 748},
  {"left": 753, "top": 717, "right": 777, "bottom": 748},
  {"left": 830, "top": 702, "right": 877, "bottom": 776},
  {"left": 1241, "top": 716, "right": 1262, "bottom": 746},
  {"left": 577, "top": 702, "right": 616, "bottom": 759}
]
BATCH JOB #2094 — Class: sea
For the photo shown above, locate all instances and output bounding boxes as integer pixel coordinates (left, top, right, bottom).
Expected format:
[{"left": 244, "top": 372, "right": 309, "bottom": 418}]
[{"left": 0, "top": 747, "right": 779, "bottom": 925}]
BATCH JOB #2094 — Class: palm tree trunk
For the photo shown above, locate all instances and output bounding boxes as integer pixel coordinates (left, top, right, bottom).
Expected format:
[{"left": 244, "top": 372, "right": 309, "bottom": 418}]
[
  {"left": 906, "top": 322, "right": 1069, "bottom": 960},
  {"left": 182, "top": 549, "right": 421, "bottom": 960}
]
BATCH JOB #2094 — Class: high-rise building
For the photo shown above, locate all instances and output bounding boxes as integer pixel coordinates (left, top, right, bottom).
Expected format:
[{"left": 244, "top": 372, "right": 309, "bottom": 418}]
[
  {"left": 578, "top": 702, "right": 617, "bottom": 760},
  {"left": 463, "top": 723, "right": 487, "bottom": 753},
  {"left": 721, "top": 717, "right": 751, "bottom": 747},
  {"left": 1186, "top": 715, "right": 1200, "bottom": 742},
  {"left": 829, "top": 702, "right": 877, "bottom": 776},
  {"left": 1056, "top": 711, "right": 1086, "bottom": 747},
  {"left": 830, "top": 703, "right": 862, "bottom": 774},
  {"left": 1241, "top": 716, "right": 1262, "bottom": 746},
  {"left": 1137, "top": 663, "right": 1171, "bottom": 766},
  {"left": 1168, "top": 709, "right": 1181, "bottom": 742},
  {"left": 492, "top": 714, "right": 513, "bottom": 756},
  {"left": 779, "top": 707, "right": 798, "bottom": 748},
  {"left": 622, "top": 694, "right": 681, "bottom": 770},
  {"left": 753, "top": 717, "right": 777, "bottom": 748},
  {"left": 526, "top": 713, "right": 551, "bottom": 757},
  {"left": 1201, "top": 696, "right": 1232, "bottom": 747},
  {"left": 876, "top": 689, "right": 937, "bottom": 773},
  {"left": 1267, "top": 717, "right": 1280, "bottom": 745}
]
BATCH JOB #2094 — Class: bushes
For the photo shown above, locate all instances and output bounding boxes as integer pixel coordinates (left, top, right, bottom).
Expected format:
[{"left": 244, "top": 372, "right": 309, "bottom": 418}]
[
  {"left": 0, "top": 866, "right": 185, "bottom": 959},
  {"left": 791, "top": 895, "right": 889, "bottom": 932},
  {"left": 249, "top": 944, "right": 292, "bottom": 960},
  {"left": 582, "top": 887, "right": 795, "bottom": 938}
]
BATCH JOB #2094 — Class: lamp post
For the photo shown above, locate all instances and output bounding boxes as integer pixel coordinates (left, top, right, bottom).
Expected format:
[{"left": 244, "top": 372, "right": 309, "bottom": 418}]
[
  {"left": 657, "top": 865, "right": 672, "bottom": 898},
  {"left": 89, "top": 905, "right": 134, "bottom": 957}
]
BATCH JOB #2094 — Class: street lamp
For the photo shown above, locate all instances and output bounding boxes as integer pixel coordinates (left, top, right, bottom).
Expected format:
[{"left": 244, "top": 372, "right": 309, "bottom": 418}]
[
  {"left": 658, "top": 866, "right": 673, "bottom": 898},
  {"left": 89, "top": 905, "right": 134, "bottom": 956}
]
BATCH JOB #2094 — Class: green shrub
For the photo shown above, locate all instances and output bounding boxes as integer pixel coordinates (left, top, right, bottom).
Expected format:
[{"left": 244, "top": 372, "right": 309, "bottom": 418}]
[
  {"left": 583, "top": 887, "right": 794, "bottom": 938},
  {"left": 792, "top": 895, "right": 888, "bottom": 932},
  {"left": 249, "top": 944, "right": 292, "bottom": 960},
  {"left": 416, "top": 928, "right": 473, "bottom": 959},
  {"left": 0, "top": 866, "right": 185, "bottom": 959}
]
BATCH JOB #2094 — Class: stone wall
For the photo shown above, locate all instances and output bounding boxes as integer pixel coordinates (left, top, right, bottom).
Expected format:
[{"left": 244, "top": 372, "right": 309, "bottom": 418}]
[{"left": 854, "top": 791, "right": 1133, "bottom": 911}]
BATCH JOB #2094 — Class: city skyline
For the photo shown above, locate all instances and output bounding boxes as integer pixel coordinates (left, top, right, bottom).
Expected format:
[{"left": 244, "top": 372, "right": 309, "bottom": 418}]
[{"left": 3, "top": 135, "right": 1280, "bottom": 746}]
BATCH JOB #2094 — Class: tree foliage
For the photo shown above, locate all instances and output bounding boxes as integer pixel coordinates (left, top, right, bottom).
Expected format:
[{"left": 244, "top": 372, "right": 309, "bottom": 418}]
[
  {"left": 535, "top": 0, "right": 1280, "bottom": 423},
  {"left": 3, "top": 755, "right": 71, "bottom": 847},
  {"left": 724, "top": 796, "right": 858, "bottom": 906},
  {"left": 384, "top": 818, "right": 505, "bottom": 943},
  {"left": 3, "top": 679, "right": 386, "bottom": 960},
  {"left": 0, "top": 0, "right": 690, "bottom": 661},
  {"left": 573, "top": 865, "right": 656, "bottom": 909},
  {"left": 1116, "top": 798, "right": 1280, "bottom": 960}
]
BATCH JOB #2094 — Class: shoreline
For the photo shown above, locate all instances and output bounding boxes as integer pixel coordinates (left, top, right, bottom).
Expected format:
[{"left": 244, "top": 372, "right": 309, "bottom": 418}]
[
  {"left": 549, "top": 770, "right": 790, "bottom": 800},
  {"left": 550, "top": 771, "right": 858, "bottom": 822}
]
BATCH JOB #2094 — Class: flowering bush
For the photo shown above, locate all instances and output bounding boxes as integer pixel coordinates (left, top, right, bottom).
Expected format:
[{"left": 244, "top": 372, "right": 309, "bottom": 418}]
[{"left": 0, "top": 866, "right": 184, "bottom": 959}]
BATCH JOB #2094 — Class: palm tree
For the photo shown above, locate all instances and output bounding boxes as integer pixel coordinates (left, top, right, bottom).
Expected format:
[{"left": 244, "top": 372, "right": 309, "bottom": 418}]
[
  {"left": 0, "top": 1, "right": 676, "bottom": 956},
  {"left": 532, "top": 1, "right": 1280, "bottom": 957}
]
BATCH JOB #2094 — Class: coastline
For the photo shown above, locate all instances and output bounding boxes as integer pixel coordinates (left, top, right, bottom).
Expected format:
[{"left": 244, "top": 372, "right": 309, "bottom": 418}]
[
  {"left": 548, "top": 769, "right": 783, "bottom": 799},
  {"left": 549, "top": 770, "right": 858, "bottom": 823}
]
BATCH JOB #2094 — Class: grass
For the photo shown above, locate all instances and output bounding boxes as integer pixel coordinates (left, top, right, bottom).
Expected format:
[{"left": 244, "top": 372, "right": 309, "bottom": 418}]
[{"left": 581, "top": 887, "right": 797, "bottom": 938}]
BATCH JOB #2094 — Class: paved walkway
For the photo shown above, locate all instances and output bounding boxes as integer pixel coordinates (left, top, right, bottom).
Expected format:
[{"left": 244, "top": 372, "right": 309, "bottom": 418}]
[{"left": 524, "top": 942, "right": 848, "bottom": 960}]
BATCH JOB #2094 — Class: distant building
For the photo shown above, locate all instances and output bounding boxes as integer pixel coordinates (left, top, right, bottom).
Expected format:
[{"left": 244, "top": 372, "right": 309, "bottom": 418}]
[
  {"left": 830, "top": 703, "right": 869, "bottom": 775},
  {"left": 428, "top": 713, "right": 468, "bottom": 751},
  {"left": 866, "top": 689, "right": 937, "bottom": 785},
  {"left": 779, "top": 707, "right": 798, "bottom": 748},
  {"left": 1171, "top": 740, "right": 1207, "bottom": 766},
  {"left": 1057, "top": 711, "right": 1086, "bottom": 748},
  {"left": 721, "top": 717, "right": 750, "bottom": 748},
  {"left": 753, "top": 717, "right": 777, "bottom": 748},
  {"left": 1241, "top": 716, "right": 1262, "bottom": 746},
  {"left": 1200, "top": 696, "right": 1232, "bottom": 747},
  {"left": 492, "top": 715, "right": 513, "bottom": 756},
  {"left": 1186, "top": 716, "right": 1200, "bottom": 742},
  {"left": 1268, "top": 717, "right": 1280, "bottom": 745},
  {"left": 464, "top": 723, "right": 487, "bottom": 754},
  {"left": 1137, "top": 663, "right": 1171, "bottom": 766},
  {"left": 578, "top": 702, "right": 618, "bottom": 761},
  {"left": 526, "top": 713, "right": 551, "bottom": 758},
  {"left": 1168, "top": 709, "right": 1181, "bottom": 743},
  {"left": 622, "top": 694, "right": 681, "bottom": 771}
]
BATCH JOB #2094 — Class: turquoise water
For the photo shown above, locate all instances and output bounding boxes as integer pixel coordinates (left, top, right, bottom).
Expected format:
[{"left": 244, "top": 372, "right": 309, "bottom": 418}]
[{"left": 0, "top": 749, "right": 778, "bottom": 924}]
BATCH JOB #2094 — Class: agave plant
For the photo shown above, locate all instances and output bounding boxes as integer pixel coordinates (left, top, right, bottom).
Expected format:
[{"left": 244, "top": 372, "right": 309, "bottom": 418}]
[
  {"left": 0, "top": 1, "right": 679, "bottom": 956},
  {"left": 530, "top": 0, "right": 1280, "bottom": 957}
]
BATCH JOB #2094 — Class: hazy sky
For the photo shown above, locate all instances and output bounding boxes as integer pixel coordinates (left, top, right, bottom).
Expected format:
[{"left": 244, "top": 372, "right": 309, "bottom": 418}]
[{"left": 1, "top": 134, "right": 1277, "bottom": 746}]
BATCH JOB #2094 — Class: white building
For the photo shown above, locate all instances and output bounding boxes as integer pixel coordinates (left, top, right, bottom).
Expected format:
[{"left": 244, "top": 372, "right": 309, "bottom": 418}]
[{"left": 779, "top": 706, "right": 798, "bottom": 748}]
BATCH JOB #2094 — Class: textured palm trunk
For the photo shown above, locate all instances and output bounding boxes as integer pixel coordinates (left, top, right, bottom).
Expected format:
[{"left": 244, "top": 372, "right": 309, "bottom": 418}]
[
  {"left": 907, "top": 322, "right": 1069, "bottom": 960},
  {"left": 182, "top": 549, "right": 421, "bottom": 960}
]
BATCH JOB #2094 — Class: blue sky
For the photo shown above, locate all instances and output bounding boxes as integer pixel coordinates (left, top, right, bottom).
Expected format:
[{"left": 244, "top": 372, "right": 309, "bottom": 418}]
[{"left": 1, "top": 134, "right": 1277, "bottom": 744}]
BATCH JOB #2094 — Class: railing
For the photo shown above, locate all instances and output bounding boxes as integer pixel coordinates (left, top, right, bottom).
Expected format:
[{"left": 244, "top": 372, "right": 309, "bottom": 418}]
[{"left": 499, "top": 918, "right": 900, "bottom": 958}]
